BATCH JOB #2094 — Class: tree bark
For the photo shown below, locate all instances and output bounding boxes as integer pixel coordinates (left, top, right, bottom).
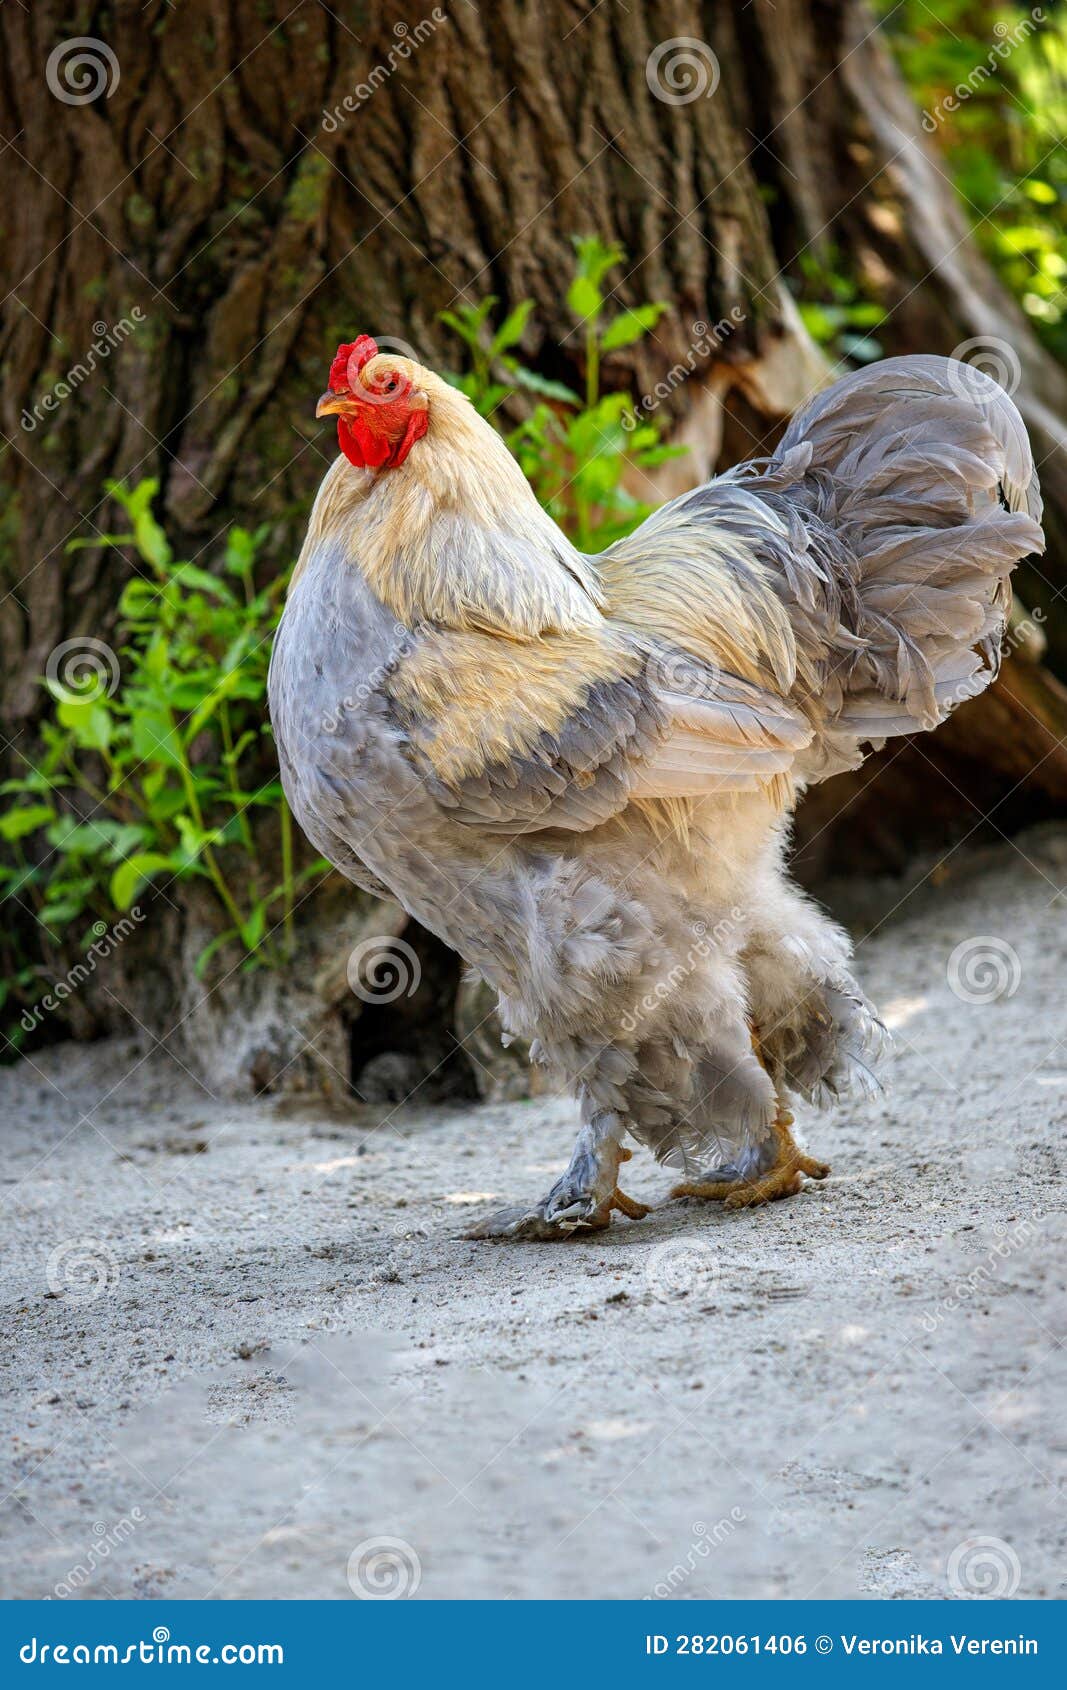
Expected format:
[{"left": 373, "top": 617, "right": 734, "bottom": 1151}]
[{"left": 5, "top": 1, "right": 1065, "bottom": 702}]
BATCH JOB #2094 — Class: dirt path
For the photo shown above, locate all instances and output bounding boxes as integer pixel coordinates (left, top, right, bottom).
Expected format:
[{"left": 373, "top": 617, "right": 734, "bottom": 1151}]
[{"left": 2, "top": 830, "right": 1065, "bottom": 1601}]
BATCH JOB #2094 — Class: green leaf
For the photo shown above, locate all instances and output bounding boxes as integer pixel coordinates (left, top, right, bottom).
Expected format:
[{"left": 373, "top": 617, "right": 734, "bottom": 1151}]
[
  {"left": 439, "top": 298, "right": 497, "bottom": 349},
  {"left": 223, "top": 525, "right": 266, "bottom": 577},
  {"left": 174, "top": 814, "right": 213, "bottom": 862},
  {"left": 110, "top": 852, "right": 175, "bottom": 909},
  {"left": 139, "top": 629, "right": 171, "bottom": 682},
  {"left": 129, "top": 710, "right": 183, "bottom": 770},
  {"left": 194, "top": 926, "right": 240, "bottom": 978},
  {"left": 845, "top": 301, "right": 887, "bottom": 328},
  {"left": 239, "top": 902, "right": 266, "bottom": 951},
  {"left": 46, "top": 820, "right": 114, "bottom": 857},
  {"left": 55, "top": 695, "right": 112, "bottom": 751},
  {"left": 183, "top": 674, "right": 239, "bottom": 742},
  {"left": 0, "top": 803, "right": 56, "bottom": 841},
  {"left": 105, "top": 478, "right": 172, "bottom": 570},
  {"left": 633, "top": 443, "right": 688, "bottom": 466},
  {"left": 39, "top": 895, "right": 91, "bottom": 928},
  {"left": 169, "top": 563, "right": 236, "bottom": 602},
  {"left": 599, "top": 304, "right": 668, "bottom": 351},
  {"left": 510, "top": 368, "right": 582, "bottom": 404},
  {"left": 471, "top": 382, "right": 513, "bottom": 417},
  {"left": 566, "top": 274, "right": 603, "bottom": 322},
  {"left": 571, "top": 234, "right": 624, "bottom": 287},
  {"left": 490, "top": 299, "right": 535, "bottom": 355}
]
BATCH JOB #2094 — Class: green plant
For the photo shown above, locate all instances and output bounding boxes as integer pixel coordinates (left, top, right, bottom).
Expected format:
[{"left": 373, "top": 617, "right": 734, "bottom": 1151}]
[
  {"left": 877, "top": 0, "right": 1067, "bottom": 360},
  {"left": 0, "top": 480, "right": 325, "bottom": 995},
  {"left": 441, "top": 235, "right": 684, "bottom": 550},
  {"left": 794, "top": 250, "right": 887, "bottom": 366}
]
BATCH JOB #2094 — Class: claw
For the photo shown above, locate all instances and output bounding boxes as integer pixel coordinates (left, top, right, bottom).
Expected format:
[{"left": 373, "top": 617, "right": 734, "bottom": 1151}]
[
  {"left": 463, "top": 1203, "right": 589, "bottom": 1242},
  {"left": 465, "top": 1134, "right": 650, "bottom": 1243},
  {"left": 672, "top": 1107, "right": 829, "bottom": 1211},
  {"left": 543, "top": 1192, "right": 596, "bottom": 1225},
  {"left": 465, "top": 1148, "right": 650, "bottom": 1242}
]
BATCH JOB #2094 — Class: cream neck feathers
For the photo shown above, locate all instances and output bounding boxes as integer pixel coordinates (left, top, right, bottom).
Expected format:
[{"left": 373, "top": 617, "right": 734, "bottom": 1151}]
[{"left": 298, "top": 372, "right": 603, "bottom": 640}]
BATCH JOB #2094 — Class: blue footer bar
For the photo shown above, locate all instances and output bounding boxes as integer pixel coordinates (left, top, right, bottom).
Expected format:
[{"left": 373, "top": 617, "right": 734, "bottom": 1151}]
[{"left": 1, "top": 1601, "right": 1061, "bottom": 1684}]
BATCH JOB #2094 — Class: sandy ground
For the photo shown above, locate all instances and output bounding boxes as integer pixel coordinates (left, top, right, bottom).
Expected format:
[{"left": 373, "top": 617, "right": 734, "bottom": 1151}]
[{"left": 2, "top": 829, "right": 1066, "bottom": 1602}]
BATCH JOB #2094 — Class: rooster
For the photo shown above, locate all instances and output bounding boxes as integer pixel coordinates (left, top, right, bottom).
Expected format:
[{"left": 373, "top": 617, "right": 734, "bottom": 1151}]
[{"left": 269, "top": 335, "right": 1043, "bottom": 1237}]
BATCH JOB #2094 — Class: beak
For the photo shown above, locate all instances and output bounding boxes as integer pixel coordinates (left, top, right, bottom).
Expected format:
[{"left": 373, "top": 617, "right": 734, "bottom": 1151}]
[{"left": 316, "top": 390, "right": 353, "bottom": 418}]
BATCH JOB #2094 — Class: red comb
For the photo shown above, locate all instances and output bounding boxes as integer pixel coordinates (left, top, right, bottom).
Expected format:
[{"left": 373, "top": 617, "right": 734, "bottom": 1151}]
[{"left": 329, "top": 336, "right": 378, "bottom": 392}]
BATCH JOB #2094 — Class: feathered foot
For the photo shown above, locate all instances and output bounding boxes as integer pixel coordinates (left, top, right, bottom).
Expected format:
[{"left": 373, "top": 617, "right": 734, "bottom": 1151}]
[
  {"left": 672, "top": 1107, "right": 829, "bottom": 1211},
  {"left": 465, "top": 1123, "right": 650, "bottom": 1242}
]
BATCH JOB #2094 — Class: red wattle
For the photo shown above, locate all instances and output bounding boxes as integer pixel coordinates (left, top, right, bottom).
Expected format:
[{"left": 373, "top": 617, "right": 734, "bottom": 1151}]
[{"left": 337, "top": 408, "right": 426, "bottom": 471}]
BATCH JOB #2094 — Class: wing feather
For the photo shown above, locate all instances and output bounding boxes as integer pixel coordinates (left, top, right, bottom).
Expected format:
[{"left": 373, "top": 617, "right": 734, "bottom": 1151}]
[{"left": 388, "top": 624, "right": 811, "bottom": 833}]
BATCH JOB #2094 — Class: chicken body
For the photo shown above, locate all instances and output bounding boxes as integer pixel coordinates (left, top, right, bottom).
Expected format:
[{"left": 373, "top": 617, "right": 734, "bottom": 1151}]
[{"left": 269, "top": 349, "right": 1043, "bottom": 1236}]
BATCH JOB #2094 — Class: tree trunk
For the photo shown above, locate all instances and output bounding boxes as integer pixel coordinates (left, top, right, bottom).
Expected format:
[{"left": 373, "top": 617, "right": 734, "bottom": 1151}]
[
  {"left": 5, "top": 0, "right": 1065, "bottom": 695},
  {"left": 3, "top": 0, "right": 1065, "bottom": 1078}
]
